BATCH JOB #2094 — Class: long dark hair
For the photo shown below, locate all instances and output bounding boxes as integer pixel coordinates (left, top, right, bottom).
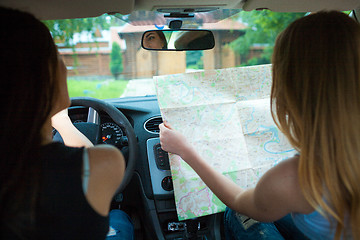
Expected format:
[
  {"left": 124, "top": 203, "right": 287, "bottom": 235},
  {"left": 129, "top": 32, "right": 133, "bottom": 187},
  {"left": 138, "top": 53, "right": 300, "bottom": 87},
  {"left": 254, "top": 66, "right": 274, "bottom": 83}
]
[{"left": 0, "top": 7, "right": 58, "bottom": 237}]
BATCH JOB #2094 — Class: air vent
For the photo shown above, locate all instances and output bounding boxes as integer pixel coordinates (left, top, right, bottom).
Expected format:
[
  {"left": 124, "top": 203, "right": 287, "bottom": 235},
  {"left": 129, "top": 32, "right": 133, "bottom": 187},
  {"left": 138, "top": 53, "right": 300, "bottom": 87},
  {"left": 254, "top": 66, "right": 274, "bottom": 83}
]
[{"left": 144, "top": 116, "right": 163, "bottom": 134}]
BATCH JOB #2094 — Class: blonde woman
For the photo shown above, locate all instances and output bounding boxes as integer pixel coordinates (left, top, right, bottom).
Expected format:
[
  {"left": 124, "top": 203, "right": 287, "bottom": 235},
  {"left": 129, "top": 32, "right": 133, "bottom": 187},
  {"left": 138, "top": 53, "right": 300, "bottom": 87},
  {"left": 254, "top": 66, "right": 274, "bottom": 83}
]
[{"left": 159, "top": 11, "right": 359, "bottom": 239}]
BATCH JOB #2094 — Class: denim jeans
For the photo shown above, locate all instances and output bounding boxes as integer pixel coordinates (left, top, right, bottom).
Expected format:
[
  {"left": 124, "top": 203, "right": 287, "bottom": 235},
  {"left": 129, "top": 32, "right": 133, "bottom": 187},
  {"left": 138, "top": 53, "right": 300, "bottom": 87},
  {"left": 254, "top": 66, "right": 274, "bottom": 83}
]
[
  {"left": 224, "top": 208, "right": 309, "bottom": 240},
  {"left": 106, "top": 209, "right": 134, "bottom": 240}
]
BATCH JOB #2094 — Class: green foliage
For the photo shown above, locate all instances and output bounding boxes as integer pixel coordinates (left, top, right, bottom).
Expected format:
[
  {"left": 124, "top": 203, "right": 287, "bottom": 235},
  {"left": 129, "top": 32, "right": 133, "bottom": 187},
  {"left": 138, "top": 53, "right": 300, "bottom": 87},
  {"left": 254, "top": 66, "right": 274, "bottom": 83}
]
[
  {"left": 260, "top": 46, "right": 275, "bottom": 63},
  {"left": 109, "top": 42, "right": 123, "bottom": 79},
  {"left": 43, "top": 15, "right": 111, "bottom": 45},
  {"left": 242, "top": 56, "right": 269, "bottom": 66},
  {"left": 67, "top": 79, "right": 128, "bottom": 99},
  {"left": 186, "top": 51, "right": 204, "bottom": 69},
  {"left": 231, "top": 10, "right": 305, "bottom": 65},
  {"left": 70, "top": 53, "right": 79, "bottom": 75}
]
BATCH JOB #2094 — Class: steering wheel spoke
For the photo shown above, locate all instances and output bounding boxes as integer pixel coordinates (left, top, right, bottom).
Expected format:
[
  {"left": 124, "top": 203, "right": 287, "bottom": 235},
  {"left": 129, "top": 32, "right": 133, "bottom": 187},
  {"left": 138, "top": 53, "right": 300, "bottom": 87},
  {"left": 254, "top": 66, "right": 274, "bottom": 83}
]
[
  {"left": 71, "top": 97, "right": 137, "bottom": 193},
  {"left": 87, "top": 107, "right": 100, "bottom": 124}
]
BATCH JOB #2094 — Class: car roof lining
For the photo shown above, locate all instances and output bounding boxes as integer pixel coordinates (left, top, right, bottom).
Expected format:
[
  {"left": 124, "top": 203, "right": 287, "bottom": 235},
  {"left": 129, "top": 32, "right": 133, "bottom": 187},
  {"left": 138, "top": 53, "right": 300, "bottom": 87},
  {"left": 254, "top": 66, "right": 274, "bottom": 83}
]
[
  {"left": 1, "top": 0, "right": 360, "bottom": 20},
  {"left": 0, "top": 0, "right": 135, "bottom": 20},
  {"left": 242, "top": 0, "right": 360, "bottom": 12}
]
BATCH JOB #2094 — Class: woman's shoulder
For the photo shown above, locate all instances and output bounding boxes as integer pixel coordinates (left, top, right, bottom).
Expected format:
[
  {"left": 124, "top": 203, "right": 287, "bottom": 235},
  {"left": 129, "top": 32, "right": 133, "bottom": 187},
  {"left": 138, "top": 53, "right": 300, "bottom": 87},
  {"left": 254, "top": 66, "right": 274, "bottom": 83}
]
[
  {"left": 260, "top": 155, "right": 302, "bottom": 198},
  {"left": 275, "top": 155, "right": 300, "bottom": 173},
  {"left": 254, "top": 155, "right": 314, "bottom": 216},
  {"left": 88, "top": 144, "right": 124, "bottom": 160},
  {"left": 85, "top": 144, "right": 125, "bottom": 216},
  {"left": 87, "top": 144, "right": 125, "bottom": 182}
]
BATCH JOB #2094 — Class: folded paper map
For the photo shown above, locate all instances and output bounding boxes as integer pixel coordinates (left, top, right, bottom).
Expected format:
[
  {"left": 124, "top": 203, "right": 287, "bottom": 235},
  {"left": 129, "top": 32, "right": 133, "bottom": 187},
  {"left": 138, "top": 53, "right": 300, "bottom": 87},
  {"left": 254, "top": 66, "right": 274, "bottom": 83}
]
[{"left": 154, "top": 64, "right": 296, "bottom": 221}]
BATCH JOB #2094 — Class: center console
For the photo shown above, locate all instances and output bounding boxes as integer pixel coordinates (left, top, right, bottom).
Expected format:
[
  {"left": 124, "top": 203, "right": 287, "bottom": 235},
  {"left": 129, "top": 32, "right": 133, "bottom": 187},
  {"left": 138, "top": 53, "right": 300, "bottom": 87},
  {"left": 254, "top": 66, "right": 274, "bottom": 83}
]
[
  {"left": 146, "top": 138, "right": 174, "bottom": 197},
  {"left": 146, "top": 138, "right": 223, "bottom": 239}
]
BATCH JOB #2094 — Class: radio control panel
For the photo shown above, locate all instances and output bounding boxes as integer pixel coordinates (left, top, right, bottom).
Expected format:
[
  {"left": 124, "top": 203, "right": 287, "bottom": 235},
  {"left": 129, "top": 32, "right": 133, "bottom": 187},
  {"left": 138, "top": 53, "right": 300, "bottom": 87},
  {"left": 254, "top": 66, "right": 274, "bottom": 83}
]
[{"left": 146, "top": 138, "right": 173, "bottom": 196}]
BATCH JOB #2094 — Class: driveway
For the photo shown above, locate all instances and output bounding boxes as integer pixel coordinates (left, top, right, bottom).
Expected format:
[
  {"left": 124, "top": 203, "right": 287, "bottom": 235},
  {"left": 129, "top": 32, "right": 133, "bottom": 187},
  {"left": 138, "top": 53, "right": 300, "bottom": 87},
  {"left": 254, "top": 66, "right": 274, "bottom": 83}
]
[{"left": 121, "top": 78, "right": 156, "bottom": 97}]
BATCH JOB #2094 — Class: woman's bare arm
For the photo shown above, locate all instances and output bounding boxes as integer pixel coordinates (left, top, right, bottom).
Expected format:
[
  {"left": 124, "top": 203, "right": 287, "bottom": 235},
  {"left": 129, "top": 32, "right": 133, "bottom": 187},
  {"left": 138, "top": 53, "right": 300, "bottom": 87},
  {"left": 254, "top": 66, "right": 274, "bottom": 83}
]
[
  {"left": 52, "top": 109, "right": 126, "bottom": 216},
  {"left": 51, "top": 109, "right": 93, "bottom": 148},
  {"left": 86, "top": 145, "right": 125, "bottom": 216},
  {"left": 159, "top": 123, "right": 313, "bottom": 221}
]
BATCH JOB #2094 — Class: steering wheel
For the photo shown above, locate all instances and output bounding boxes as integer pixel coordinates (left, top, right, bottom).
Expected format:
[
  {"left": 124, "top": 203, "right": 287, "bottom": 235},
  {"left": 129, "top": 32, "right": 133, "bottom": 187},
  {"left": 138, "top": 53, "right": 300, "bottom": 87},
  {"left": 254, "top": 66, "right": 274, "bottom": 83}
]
[{"left": 68, "top": 97, "right": 137, "bottom": 193}]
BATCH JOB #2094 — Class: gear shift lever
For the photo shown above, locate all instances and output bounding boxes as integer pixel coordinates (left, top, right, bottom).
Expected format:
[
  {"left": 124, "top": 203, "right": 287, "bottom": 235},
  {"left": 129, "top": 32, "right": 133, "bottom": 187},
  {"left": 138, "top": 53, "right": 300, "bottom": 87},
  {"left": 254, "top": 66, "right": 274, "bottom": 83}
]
[{"left": 183, "top": 219, "right": 200, "bottom": 240}]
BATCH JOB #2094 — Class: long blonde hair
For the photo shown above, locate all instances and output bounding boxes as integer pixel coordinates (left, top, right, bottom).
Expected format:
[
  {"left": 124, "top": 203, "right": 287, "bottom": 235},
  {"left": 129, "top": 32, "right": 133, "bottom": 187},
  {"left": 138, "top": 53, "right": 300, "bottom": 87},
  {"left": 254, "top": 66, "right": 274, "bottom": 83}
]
[{"left": 271, "top": 11, "right": 360, "bottom": 239}]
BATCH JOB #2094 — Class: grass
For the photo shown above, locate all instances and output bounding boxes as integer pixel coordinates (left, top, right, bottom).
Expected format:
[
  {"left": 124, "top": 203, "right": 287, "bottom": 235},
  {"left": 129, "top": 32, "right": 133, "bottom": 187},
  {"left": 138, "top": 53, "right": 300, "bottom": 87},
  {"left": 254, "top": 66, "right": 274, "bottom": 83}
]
[{"left": 67, "top": 78, "right": 129, "bottom": 99}]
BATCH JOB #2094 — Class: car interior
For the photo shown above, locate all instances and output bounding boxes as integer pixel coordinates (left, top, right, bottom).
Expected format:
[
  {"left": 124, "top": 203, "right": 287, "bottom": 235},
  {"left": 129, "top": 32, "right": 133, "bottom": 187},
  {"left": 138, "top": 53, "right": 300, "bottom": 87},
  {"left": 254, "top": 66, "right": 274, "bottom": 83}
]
[{"left": 2, "top": 0, "right": 360, "bottom": 239}]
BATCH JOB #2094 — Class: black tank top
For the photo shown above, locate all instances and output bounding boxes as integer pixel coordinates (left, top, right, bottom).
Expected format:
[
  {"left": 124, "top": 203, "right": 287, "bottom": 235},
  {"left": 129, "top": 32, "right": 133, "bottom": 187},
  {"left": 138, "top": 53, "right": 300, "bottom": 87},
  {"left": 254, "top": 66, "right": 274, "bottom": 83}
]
[{"left": 35, "top": 142, "right": 108, "bottom": 239}]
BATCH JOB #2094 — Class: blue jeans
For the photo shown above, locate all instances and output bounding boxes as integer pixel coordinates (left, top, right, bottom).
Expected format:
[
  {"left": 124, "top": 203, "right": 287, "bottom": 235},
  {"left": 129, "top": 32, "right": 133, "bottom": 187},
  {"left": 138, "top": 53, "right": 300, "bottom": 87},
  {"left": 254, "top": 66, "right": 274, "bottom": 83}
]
[
  {"left": 106, "top": 210, "right": 134, "bottom": 240},
  {"left": 224, "top": 208, "right": 309, "bottom": 239}
]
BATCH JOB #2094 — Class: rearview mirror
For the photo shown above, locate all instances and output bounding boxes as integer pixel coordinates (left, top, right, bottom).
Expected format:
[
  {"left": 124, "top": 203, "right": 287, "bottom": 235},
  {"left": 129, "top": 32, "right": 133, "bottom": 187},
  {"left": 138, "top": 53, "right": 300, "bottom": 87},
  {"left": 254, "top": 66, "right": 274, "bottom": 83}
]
[{"left": 141, "top": 30, "right": 215, "bottom": 51}]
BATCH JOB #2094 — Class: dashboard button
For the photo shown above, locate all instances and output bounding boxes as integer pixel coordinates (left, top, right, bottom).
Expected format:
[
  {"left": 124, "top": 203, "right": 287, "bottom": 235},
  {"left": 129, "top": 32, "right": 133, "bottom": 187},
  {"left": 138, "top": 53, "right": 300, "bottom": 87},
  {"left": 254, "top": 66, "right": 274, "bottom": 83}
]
[
  {"left": 161, "top": 176, "right": 173, "bottom": 191},
  {"left": 154, "top": 143, "right": 170, "bottom": 170}
]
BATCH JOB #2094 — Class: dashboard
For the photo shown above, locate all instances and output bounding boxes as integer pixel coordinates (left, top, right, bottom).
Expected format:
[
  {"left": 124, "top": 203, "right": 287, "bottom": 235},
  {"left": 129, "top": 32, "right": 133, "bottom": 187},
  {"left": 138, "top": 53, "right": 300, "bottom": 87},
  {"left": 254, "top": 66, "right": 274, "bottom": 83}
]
[
  {"left": 67, "top": 97, "right": 174, "bottom": 198},
  {"left": 68, "top": 108, "right": 127, "bottom": 146},
  {"left": 65, "top": 96, "right": 223, "bottom": 240}
]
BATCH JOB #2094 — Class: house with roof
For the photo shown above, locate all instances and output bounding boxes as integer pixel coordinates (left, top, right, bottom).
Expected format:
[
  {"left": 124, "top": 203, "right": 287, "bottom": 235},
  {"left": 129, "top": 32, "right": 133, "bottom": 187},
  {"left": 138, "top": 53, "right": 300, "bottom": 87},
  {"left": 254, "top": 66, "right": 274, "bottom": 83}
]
[
  {"left": 58, "top": 17, "right": 263, "bottom": 79},
  {"left": 57, "top": 27, "right": 126, "bottom": 77}
]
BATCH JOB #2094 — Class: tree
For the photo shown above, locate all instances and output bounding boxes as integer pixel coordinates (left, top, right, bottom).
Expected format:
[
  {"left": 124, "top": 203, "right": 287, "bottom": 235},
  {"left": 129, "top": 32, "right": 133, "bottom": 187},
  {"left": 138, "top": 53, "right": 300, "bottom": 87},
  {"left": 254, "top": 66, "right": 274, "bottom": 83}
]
[
  {"left": 110, "top": 42, "right": 123, "bottom": 79},
  {"left": 230, "top": 10, "right": 305, "bottom": 65},
  {"left": 43, "top": 14, "right": 127, "bottom": 45},
  {"left": 43, "top": 15, "right": 111, "bottom": 45}
]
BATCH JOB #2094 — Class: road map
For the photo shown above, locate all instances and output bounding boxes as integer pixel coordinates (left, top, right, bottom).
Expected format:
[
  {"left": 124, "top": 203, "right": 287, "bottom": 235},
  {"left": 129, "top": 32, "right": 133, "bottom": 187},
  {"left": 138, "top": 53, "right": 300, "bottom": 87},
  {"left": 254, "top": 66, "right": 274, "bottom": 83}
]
[{"left": 154, "top": 64, "right": 296, "bottom": 221}]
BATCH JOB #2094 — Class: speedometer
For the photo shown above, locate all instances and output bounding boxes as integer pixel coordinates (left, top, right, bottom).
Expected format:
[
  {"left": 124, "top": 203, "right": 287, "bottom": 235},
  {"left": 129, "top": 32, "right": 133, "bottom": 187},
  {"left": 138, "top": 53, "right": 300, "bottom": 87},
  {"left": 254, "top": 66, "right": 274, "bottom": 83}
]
[{"left": 100, "top": 122, "right": 123, "bottom": 146}]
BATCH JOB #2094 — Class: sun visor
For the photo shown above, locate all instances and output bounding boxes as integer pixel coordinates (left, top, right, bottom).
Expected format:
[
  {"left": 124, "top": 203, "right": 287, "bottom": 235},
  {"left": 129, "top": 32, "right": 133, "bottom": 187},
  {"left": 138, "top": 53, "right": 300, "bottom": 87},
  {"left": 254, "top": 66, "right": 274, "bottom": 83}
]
[{"left": 0, "top": 0, "right": 135, "bottom": 20}]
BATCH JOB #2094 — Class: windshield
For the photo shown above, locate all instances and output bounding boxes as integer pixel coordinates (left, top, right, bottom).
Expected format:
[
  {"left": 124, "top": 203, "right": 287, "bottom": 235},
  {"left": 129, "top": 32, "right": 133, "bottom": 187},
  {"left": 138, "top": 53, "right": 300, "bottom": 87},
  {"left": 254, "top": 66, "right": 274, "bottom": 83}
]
[{"left": 47, "top": 10, "right": 306, "bottom": 99}]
